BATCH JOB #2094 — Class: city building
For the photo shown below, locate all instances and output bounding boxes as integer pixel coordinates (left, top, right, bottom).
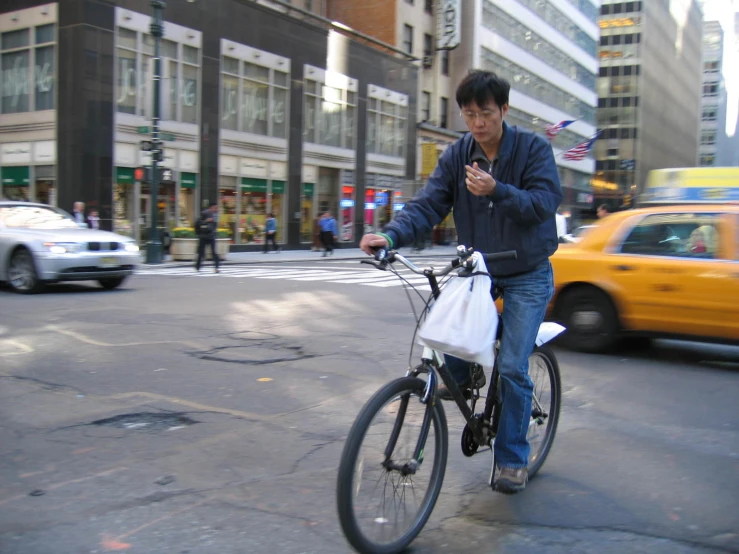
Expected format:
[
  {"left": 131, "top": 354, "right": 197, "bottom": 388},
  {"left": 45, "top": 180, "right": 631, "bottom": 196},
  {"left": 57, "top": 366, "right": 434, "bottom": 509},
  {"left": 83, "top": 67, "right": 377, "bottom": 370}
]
[
  {"left": 699, "top": 20, "right": 731, "bottom": 167},
  {"left": 330, "top": 1, "right": 600, "bottom": 230},
  {"left": 0, "top": 0, "right": 417, "bottom": 251},
  {"left": 596, "top": 0, "right": 704, "bottom": 210}
]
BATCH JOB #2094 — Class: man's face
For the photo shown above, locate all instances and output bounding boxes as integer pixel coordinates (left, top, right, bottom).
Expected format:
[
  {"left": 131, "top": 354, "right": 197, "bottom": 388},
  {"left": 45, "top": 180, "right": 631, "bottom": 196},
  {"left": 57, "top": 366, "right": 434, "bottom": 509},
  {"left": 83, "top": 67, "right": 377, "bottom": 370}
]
[
  {"left": 461, "top": 101, "right": 508, "bottom": 145},
  {"left": 597, "top": 208, "right": 607, "bottom": 219}
]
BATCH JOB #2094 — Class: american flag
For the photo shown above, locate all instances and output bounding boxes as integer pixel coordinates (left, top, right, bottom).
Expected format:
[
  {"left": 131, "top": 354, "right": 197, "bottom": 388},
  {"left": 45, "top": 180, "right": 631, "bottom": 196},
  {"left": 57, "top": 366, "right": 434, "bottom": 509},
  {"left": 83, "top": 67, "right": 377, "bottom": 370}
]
[
  {"left": 544, "top": 119, "right": 576, "bottom": 140},
  {"left": 562, "top": 133, "right": 599, "bottom": 161}
]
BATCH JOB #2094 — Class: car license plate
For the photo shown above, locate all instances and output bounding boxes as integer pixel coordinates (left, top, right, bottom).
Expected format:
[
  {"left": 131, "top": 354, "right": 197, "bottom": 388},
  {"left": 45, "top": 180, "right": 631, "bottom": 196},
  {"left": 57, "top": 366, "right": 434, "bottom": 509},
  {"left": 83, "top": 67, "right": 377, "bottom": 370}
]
[{"left": 100, "top": 257, "right": 119, "bottom": 268}]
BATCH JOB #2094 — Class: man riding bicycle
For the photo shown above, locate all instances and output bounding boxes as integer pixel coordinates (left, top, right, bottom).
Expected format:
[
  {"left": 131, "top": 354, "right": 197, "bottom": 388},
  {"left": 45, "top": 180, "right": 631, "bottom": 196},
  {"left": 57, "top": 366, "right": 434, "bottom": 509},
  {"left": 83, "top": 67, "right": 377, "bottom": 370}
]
[{"left": 360, "top": 70, "right": 562, "bottom": 494}]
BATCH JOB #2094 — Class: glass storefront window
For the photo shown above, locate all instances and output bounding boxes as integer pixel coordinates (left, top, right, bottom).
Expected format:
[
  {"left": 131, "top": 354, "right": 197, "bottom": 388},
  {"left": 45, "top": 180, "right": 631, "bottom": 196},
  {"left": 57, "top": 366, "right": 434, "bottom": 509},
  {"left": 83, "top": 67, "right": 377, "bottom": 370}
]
[
  {"left": 271, "top": 181, "right": 285, "bottom": 242},
  {"left": 1, "top": 23, "right": 56, "bottom": 113},
  {"left": 219, "top": 178, "right": 237, "bottom": 241},
  {"left": 303, "top": 68, "right": 357, "bottom": 150},
  {"left": 340, "top": 185, "right": 355, "bottom": 242},
  {"left": 116, "top": 25, "right": 200, "bottom": 124},
  {"left": 219, "top": 46, "right": 289, "bottom": 138},
  {"left": 364, "top": 188, "right": 376, "bottom": 234},
  {"left": 367, "top": 86, "right": 408, "bottom": 158},
  {"left": 239, "top": 179, "right": 267, "bottom": 244},
  {"left": 301, "top": 183, "right": 315, "bottom": 243}
]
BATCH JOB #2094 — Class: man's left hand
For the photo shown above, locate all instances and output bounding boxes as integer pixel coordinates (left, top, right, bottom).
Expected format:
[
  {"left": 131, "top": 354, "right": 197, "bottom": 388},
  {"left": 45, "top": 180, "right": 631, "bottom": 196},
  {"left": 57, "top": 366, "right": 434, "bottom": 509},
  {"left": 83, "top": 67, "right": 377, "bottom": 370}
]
[{"left": 465, "top": 162, "right": 496, "bottom": 196}]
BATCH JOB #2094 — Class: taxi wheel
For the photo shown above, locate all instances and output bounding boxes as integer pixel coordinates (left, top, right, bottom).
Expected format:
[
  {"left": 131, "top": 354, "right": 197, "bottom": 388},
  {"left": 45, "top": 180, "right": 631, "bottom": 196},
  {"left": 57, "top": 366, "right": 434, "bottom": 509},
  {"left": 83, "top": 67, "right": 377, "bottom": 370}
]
[{"left": 557, "top": 286, "right": 619, "bottom": 353}]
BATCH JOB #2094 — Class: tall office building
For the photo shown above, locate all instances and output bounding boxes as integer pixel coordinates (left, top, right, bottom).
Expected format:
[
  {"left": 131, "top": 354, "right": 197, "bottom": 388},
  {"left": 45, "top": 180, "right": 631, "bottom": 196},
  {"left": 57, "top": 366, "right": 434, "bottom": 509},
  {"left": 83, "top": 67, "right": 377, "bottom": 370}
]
[
  {"left": 699, "top": 20, "right": 730, "bottom": 166},
  {"left": 596, "top": 0, "right": 703, "bottom": 209}
]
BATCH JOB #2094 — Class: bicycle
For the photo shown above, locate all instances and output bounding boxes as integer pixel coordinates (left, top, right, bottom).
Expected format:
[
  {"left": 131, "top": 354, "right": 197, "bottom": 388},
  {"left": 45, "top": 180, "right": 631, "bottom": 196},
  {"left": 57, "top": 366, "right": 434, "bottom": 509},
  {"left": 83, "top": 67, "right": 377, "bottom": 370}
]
[{"left": 336, "top": 246, "right": 565, "bottom": 554}]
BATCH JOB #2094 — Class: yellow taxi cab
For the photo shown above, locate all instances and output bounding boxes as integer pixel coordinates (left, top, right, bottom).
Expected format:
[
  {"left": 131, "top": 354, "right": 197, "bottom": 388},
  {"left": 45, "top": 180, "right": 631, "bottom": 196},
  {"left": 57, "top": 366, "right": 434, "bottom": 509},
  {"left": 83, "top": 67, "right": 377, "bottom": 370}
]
[{"left": 548, "top": 204, "right": 739, "bottom": 352}]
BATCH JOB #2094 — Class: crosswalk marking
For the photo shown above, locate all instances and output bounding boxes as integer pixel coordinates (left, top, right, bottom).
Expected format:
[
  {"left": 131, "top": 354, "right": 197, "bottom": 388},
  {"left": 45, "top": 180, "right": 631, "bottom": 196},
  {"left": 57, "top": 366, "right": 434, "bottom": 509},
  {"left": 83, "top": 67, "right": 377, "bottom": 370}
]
[{"left": 136, "top": 264, "right": 434, "bottom": 291}]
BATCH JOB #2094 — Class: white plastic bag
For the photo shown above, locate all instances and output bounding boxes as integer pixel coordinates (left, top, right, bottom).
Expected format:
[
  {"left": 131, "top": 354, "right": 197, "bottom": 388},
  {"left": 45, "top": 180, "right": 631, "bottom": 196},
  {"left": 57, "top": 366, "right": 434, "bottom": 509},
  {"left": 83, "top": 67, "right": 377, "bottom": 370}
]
[{"left": 417, "top": 252, "right": 498, "bottom": 367}]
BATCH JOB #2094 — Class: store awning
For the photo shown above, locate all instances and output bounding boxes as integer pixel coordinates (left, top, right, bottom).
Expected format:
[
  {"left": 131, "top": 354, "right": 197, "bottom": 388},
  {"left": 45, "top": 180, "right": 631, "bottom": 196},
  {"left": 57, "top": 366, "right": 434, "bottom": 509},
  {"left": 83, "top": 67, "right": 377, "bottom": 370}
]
[
  {"left": 241, "top": 178, "right": 267, "bottom": 192},
  {"left": 1, "top": 166, "right": 30, "bottom": 186},
  {"left": 302, "top": 182, "right": 315, "bottom": 196},
  {"left": 272, "top": 180, "right": 285, "bottom": 194},
  {"left": 116, "top": 167, "right": 135, "bottom": 184},
  {"left": 180, "top": 172, "right": 197, "bottom": 189}
]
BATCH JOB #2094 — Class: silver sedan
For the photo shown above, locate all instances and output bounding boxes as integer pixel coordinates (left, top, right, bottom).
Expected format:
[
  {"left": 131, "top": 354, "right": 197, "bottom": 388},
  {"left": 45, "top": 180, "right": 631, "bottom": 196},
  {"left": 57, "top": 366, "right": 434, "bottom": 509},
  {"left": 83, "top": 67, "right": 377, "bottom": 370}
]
[{"left": 0, "top": 201, "right": 141, "bottom": 293}]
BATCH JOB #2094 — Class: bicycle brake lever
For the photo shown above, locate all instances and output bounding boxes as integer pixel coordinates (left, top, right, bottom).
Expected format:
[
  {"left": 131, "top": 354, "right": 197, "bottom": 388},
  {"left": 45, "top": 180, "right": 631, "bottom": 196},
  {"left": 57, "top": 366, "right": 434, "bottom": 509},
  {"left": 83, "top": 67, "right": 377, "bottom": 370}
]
[{"left": 360, "top": 259, "right": 386, "bottom": 270}]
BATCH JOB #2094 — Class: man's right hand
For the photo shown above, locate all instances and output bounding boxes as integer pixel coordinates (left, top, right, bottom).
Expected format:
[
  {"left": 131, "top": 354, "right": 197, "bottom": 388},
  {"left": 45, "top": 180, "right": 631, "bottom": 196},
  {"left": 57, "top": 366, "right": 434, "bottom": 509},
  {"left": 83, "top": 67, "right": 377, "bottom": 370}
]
[{"left": 360, "top": 233, "right": 389, "bottom": 256}]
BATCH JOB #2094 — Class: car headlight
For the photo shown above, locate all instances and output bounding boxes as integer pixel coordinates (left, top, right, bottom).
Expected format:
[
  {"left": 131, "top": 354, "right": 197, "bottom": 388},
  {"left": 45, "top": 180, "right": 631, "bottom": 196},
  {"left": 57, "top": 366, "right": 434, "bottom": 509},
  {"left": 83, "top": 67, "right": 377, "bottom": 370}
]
[
  {"left": 43, "top": 242, "right": 82, "bottom": 254},
  {"left": 124, "top": 243, "right": 140, "bottom": 253}
]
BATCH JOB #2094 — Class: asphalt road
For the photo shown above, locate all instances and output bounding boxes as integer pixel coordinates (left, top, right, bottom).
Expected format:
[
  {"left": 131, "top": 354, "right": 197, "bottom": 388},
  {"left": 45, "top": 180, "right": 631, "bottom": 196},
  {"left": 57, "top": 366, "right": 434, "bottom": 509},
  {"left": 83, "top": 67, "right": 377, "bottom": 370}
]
[{"left": 1, "top": 259, "right": 738, "bottom": 554}]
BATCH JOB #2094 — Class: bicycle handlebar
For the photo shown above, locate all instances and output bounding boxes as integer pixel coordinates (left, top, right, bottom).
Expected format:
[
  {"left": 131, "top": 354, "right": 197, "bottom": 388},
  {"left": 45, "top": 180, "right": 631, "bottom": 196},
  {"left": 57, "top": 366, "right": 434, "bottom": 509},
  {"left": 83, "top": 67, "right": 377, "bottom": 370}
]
[{"left": 363, "top": 246, "right": 518, "bottom": 276}]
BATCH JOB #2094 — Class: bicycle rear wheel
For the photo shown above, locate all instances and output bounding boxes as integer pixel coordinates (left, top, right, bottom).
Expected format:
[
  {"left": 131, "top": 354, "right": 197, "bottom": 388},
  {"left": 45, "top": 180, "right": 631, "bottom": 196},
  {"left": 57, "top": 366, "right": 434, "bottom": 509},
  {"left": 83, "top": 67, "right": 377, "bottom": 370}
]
[
  {"left": 526, "top": 345, "right": 562, "bottom": 478},
  {"left": 337, "top": 377, "right": 448, "bottom": 554}
]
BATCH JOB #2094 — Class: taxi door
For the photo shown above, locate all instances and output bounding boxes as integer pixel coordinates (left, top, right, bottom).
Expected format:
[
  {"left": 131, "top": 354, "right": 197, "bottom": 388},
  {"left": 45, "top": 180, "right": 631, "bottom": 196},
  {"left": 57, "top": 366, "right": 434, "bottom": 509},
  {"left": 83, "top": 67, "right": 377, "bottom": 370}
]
[{"left": 607, "top": 211, "right": 733, "bottom": 339}]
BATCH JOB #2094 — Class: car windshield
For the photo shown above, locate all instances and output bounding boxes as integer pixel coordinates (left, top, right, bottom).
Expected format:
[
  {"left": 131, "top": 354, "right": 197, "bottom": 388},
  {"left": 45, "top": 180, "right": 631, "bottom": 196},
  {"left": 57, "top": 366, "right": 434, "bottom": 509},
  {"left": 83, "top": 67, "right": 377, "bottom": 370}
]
[{"left": 0, "top": 205, "right": 81, "bottom": 229}]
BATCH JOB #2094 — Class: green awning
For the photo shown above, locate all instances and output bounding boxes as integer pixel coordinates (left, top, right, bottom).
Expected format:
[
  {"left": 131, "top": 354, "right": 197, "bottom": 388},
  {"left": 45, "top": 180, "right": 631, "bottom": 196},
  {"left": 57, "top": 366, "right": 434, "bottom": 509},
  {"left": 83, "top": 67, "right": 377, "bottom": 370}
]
[
  {"left": 1, "top": 166, "right": 30, "bottom": 186},
  {"left": 302, "top": 183, "right": 315, "bottom": 196},
  {"left": 180, "top": 172, "right": 197, "bottom": 189},
  {"left": 116, "top": 167, "right": 135, "bottom": 184},
  {"left": 272, "top": 180, "right": 285, "bottom": 194},
  {"left": 241, "top": 177, "right": 267, "bottom": 192}
]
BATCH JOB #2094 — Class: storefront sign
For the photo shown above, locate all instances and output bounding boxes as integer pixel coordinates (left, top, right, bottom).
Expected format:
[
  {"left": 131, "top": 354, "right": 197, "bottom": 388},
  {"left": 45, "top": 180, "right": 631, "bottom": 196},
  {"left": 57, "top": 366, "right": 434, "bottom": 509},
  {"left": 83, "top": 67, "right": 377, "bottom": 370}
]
[
  {"left": 240, "top": 157, "right": 268, "bottom": 178},
  {"left": 421, "top": 142, "right": 438, "bottom": 178},
  {"left": 33, "top": 141, "right": 56, "bottom": 163},
  {"left": 303, "top": 166, "right": 317, "bottom": 183},
  {"left": 180, "top": 172, "right": 197, "bottom": 189},
  {"left": 220, "top": 155, "right": 238, "bottom": 174},
  {"left": 241, "top": 177, "right": 267, "bottom": 192},
  {"left": 1, "top": 143, "right": 32, "bottom": 164},
  {"left": 375, "top": 191, "right": 388, "bottom": 206},
  {"left": 437, "top": 0, "right": 461, "bottom": 50},
  {"left": 394, "top": 203, "right": 405, "bottom": 211},
  {"left": 302, "top": 183, "right": 315, "bottom": 196},
  {"left": 364, "top": 202, "right": 377, "bottom": 210},
  {"left": 340, "top": 199, "right": 355, "bottom": 208},
  {"left": 1, "top": 166, "right": 30, "bottom": 186}
]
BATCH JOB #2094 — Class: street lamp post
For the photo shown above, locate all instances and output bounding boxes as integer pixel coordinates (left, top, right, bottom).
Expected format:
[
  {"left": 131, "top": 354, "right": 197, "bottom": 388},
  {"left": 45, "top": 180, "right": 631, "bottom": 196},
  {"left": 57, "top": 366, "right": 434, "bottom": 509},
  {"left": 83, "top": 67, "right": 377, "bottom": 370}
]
[{"left": 145, "top": 0, "right": 165, "bottom": 264}]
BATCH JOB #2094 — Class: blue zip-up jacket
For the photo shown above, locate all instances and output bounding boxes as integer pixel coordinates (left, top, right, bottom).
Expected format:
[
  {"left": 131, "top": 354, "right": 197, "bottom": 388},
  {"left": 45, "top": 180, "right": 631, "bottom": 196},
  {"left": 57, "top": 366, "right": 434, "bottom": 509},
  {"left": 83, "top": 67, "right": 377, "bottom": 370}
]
[
  {"left": 266, "top": 217, "right": 277, "bottom": 233},
  {"left": 383, "top": 121, "right": 562, "bottom": 276}
]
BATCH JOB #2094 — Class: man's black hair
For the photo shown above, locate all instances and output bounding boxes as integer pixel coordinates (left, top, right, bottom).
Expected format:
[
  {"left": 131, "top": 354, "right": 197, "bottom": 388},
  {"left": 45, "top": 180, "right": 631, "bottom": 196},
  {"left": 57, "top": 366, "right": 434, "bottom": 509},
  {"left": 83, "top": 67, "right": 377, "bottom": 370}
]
[
  {"left": 209, "top": 201, "right": 217, "bottom": 207},
  {"left": 455, "top": 70, "right": 510, "bottom": 110}
]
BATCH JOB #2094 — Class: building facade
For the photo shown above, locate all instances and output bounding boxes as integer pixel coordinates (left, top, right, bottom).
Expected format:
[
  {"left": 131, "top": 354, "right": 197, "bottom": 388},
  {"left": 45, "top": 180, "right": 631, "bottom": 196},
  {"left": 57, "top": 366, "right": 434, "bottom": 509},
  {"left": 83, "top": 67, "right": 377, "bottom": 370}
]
[
  {"left": 596, "top": 0, "right": 703, "bottom": 210},
  {"left": 0, "top": 0, "right": 418, "bottom": 250},
  {"left": 699, "top": 20, "right": 728, "bottom": 167}
]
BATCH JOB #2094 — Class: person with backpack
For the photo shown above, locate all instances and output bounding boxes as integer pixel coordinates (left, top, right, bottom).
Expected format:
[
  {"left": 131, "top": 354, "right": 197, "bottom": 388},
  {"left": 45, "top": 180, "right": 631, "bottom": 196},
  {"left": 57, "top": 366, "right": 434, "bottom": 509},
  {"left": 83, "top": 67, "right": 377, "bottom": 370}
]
[
  {"left": 263, "top": 213, "right": 280, "bottom": 253},
  {"left": 195, "top": 202, "right": 220, "bottom": 273}
]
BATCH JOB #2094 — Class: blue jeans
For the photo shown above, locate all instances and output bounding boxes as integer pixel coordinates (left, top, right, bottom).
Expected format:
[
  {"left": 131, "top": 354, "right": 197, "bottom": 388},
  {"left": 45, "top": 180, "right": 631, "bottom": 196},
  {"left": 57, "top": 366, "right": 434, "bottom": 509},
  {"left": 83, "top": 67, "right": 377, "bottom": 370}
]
[{"left": 445, "top": 260, "right": 554, "bottom": 468}]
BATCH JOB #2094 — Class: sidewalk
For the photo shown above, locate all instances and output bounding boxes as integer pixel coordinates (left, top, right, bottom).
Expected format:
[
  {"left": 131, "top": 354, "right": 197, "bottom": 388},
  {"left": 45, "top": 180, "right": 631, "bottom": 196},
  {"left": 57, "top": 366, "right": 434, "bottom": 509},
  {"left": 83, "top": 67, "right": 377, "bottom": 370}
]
[{"left": 146, "top": 245, "right": 461, "bottom": 267}]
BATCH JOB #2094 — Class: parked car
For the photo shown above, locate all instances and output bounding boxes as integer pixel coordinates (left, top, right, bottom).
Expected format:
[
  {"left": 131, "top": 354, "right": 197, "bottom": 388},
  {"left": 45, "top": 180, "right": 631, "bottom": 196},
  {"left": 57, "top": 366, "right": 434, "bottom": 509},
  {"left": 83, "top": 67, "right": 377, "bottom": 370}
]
[
  {"left": 548, "top": 205, "right": 739, "bottom": 352},
  {"left": 0, "top": 201, "right": 141, "bottom": 293}
]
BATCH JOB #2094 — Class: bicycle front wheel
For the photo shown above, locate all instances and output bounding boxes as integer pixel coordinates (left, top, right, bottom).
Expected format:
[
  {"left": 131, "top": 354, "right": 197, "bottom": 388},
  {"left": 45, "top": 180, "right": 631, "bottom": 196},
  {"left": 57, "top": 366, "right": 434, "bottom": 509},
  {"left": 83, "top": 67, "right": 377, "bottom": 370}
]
[
  {"left": 337, "top": 377, "right": 448, "bottom": 554},
  {"left": 526, "top": 345, "right": 562, "bottom": 478}
]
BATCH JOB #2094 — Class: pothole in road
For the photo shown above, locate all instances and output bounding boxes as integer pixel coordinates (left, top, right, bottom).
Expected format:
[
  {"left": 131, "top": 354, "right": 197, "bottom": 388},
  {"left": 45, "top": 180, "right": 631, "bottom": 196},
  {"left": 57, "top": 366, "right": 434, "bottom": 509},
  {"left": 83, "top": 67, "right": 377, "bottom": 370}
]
[
  {"left": 91, "top": 412, "right": 198, "bottom": 431},
  {"left": 192, "top": 338, "right": 317, "bottom": 365}
]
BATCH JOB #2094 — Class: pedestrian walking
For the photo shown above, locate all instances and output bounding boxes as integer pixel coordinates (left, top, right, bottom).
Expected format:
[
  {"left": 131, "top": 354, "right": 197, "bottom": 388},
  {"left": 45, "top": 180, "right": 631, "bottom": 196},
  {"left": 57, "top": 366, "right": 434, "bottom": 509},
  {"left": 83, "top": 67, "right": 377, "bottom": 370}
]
[
  {"left": 195, "top": 202, "right": 220, "bottom": 273},
  {"left": 263, "top": 213, "right": 280, "bottom": 253},
  {"left": 72, "top": 202, "right": 85, "bottom": 226},
  {"left": 86, "top": 209, "right": 100, "bottom": 230},
  {"left": 319, "top": 211, "right": 338, "bottom": 256}
]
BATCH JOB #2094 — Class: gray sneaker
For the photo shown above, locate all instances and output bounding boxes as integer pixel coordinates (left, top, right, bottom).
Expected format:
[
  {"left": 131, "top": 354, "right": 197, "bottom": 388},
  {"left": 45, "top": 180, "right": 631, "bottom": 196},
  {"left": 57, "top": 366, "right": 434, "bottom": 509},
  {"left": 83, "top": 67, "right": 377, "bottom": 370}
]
[{"left": 492, "top": 466, "right": 528, "bottom": 494}]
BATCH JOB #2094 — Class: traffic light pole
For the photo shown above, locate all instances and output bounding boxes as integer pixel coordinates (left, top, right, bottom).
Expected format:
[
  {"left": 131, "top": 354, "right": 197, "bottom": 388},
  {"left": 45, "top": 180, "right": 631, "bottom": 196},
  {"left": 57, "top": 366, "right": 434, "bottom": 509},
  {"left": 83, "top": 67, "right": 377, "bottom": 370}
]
[{"left": 145, "top": 0, "right": 165, "bottom": 264}]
